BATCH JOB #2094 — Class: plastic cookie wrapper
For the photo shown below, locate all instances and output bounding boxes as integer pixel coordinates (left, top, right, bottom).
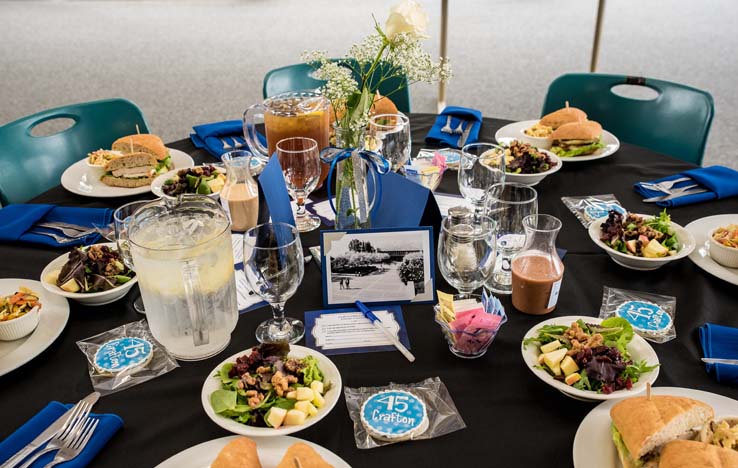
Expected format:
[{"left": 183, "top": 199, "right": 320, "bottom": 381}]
[
  {"left": 561, "top": 194, "right": 626, "bottom": 228},
  {"left": 76, "top": 319, "right": 179, "bottom": 396},
  {"left": 344, "top": 377, "right": 466, "bottom": 449},
  {"left": 599, "top": 286, "right": 676, "bottom": 343}
]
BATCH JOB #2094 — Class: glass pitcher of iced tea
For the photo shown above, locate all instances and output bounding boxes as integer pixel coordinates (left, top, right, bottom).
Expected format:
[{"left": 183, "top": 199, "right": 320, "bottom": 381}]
[
  {"left": 122, "top": 196, "right": 238, "bottom": 360},
  {"left": 243, "top": 91, "right": 331, "bottom": 186}
]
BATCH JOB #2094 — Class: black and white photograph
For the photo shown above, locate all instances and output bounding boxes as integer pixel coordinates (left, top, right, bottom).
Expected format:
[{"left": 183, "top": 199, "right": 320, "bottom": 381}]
[{"left": 321, "top": 227, "right": 435, "bottom": 306}]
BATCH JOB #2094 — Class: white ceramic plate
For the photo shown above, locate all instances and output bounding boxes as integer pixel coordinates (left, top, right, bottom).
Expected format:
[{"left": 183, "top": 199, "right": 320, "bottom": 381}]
[
  {"left": 201, "top": 345, "right": 342, "bottom": 437},
  {"left": 588, "top": 214, "right": 696, "bottom": 271},
  {"left": 521, "top": 315, "right": 660, "bottom": 401},
  {"left": 495, "top": 120, "right": 620, "bottom": 162},
  {"left": 685, "top": 214, "right": 738, "bottom": 286},
  {"left": 0, "top": 279, "right": 69, "bottom": 377},
  {"left": 61, "top": 148, "right": 194, "bottom": 197},
  {"left": 39, "top": 243, "right": 138, "bottom": 306},
  {"left": 496, "top": 137, "right": 563, "bottom": 186},
  {"left": 155, "top": 435, "right": 350, "bottom": 468},
  {"left": 151, "top": 165, "right": 226, "bottom": 200},
  {"left": 572, "top": 387, "right": 738, "bottom": 468}
]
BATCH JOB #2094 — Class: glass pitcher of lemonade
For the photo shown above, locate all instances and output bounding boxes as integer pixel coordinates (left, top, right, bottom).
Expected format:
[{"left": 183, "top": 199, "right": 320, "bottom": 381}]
[
  {"left": 243, "top": 91, "right": 331, "bottom": 185},
  {"left": 123, "top": 196, "right": 238, "bottom": 360}
]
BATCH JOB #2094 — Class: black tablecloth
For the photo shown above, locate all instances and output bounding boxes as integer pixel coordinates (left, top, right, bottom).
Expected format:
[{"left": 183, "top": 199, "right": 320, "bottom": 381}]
[{"left": 1, "top": 114, "right": 737, "bottom": 467}]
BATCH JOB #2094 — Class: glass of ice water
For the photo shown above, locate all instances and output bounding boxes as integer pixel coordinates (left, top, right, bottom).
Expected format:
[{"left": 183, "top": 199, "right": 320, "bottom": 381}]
[
  {"left": 369, "top": 113, "right": 411, "bottom": 172},
  {"left": 458, "top": 143, "right": 505, "bottom": 216},
  {"left": 485, "top": 183, "right": 538, "bottom": 294},
  {"left": 243, "top": 222, "right": 305, "bottom": 343},
  {"left": 437, "top": 215, "right": 497, "bottom": 298}
]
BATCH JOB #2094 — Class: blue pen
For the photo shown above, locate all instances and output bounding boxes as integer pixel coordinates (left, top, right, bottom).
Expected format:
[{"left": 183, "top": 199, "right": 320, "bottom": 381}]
[{"left": 354, "top": 301, "right": 415, "bottom": 362}]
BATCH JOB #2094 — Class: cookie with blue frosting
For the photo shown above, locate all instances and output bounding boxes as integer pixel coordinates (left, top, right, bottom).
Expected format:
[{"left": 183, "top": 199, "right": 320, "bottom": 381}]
[
  {"left": 93, "top": 337, "right": 153, "bottom": 375},
  {"left": 360, "top": 390, "right": 429, "bottom": 442}
]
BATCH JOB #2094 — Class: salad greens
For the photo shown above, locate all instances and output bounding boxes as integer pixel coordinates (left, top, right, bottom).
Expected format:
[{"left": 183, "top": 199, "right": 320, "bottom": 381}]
[
  {"left": 55, "top": 245, "right": 134, "bottom": 293},
  {"left": 600, "top": 209, "right": 679, "bottom": 257}
]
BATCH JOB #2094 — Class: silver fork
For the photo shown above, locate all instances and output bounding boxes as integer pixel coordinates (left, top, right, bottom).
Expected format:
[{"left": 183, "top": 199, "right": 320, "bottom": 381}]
[
  {"left": 28, "top": 230, "right": 82, "bottom": 244},
  {"left": 220, "top": 138, "right": 232, "bottom": 150},
  {"left": 231, "top": 136, "right": 244, "bottom": 148},
  {"left": 440, "top": 115, "right": 453, "bottom": 134},
  {"left": 35, "top": 223, "right": 95, "bottom": 238},
  {"left": 42, "top": 418, "right": 99, "bottom": 468},
  {"left": 453, "top": 119, "right": 465, "bottom": 134},
  {"left": 18, "top": 401, "right": 93, "bottom": 468},
  {"left": 640, "top": 176, "right": 691, "bottom": 193}
]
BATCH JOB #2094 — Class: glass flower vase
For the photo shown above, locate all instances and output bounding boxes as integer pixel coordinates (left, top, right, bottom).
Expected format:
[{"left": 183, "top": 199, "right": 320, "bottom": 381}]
[{"left": 333, "top": 125, "right": 372, "bottom": 230}]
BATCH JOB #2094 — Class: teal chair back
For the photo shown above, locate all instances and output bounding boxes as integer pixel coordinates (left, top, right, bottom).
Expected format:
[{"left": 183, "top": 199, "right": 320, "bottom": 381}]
[
  {"left": 0, "top": 98, "right": 149, "bottom": 205},
  {"left": 263, "top": 60, "right": 411, "bottom": 113},
  {"left": 542, "top": 73, "right": 714, "bottom": 165}
]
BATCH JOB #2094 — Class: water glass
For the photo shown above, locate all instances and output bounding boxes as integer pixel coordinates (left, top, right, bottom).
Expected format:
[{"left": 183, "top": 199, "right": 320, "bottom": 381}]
[
  {"left": 485, "top": 183, "right": 538, "bottom": 294},
  {"left": 458, "top": 143, "right": 506, "bottom": 215},
  {"left": 114, "top": 200, "right": 151, "bottom": 314},
  {"left": 369, "top": 113, "right": 411, "bottom": 172},
  {"left": 437, "top": 215, "right": 497, "bottom": 297},
  {"left": 276, "top": 137, "right": 321, "bottom": 232},
  {"left": 243, "top": 222, "right": 305, "bottom": 343}
]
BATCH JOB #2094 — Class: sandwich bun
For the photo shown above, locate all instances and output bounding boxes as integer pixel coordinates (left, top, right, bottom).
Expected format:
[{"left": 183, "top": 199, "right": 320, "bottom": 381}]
[
  {"left": 211, "top": 437, "right": 261, "bottom": 468},
  {"left": 112, "top": 134, "right": 168, "bottom": 160},
  {"left": 539, "top": 106, "right": 587, "bottom": 130},
  {"left": 276, "top": 443, "right": 333, "bottom": 468},
  {"left": 551, "top": 120, "right": 602, "bottom": 141},
  {"left": 100, "top": 174, "right": 154, "bottom": 188},
  {"left": 659, "top": 440, "right": 738, "bottom": 468},
  {"left": 610, "top": 395, "right": 714, "bottom": 462},
  {"left": 102, "top": 152, "right": 157, "bottom": 172}
]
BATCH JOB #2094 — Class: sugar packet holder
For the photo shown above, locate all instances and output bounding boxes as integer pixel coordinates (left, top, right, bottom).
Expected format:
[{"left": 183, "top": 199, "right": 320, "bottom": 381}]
[
  {"left": 599, "top": 287, "right": 676, "bottom": 343},
  {"left": 562, "top": 194, "right": 626, "bottom": 228},
  {"left": 344, "top": 376, "right": 465, "bottom": 449},
  {"left": 435, "top": 290, "right": 507, "bottom": 356},
  {"left": 76, "top": 319, "right": 179, "bottom": 396}
]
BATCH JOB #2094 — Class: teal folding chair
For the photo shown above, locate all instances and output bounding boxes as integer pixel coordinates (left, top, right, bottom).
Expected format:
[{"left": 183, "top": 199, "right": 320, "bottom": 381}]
[
  {"left": 263, "top": 60, "right": 411, "bottom": 113},
  {"left": 0, "top": 98, "right": 150, "bottom": 205},
  {"left": 542, "top": 73, "right": 714, "bottom": 165}
]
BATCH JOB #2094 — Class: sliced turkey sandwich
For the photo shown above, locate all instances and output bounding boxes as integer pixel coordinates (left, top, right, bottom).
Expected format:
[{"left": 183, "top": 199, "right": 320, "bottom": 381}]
[
  {"left": 550, "top": 120, "right": 605, "bottom": 157},
  {"left": 539, "top": 104, "right": 588, "bottom": 130},
  {"left": 659, "top": 440, "right": 738, "bottom": 468},
  {"left": 610, "top": 395, "right": 714, "bottom": 468},
  {"left": 101, "top": 152, "right": 158, "bottom": 188},
  {"left": 111, "top": 133, "right": 173, "bottom": 175}
]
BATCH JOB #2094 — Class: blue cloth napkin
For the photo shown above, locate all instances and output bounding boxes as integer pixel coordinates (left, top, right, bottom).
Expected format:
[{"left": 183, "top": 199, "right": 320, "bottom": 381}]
[
  {"left": 0, "top": 205, "right": 112, "bottom": 247},
  {"left": 190, "top": 120, "right": 267, "bottom": 159},
  {"left": 256, "top": 155, "right": 295, "bottom": 228},
  {"left": 634, "top": 165, "right": 738, "bottom": 207},
  {"left": 699, "top": 323, "right": 738, "bottom": 386},
  {"left": 0, "top": 401, "right": 123, "bottom": 467},
  {"left": 425, "top": 106, "right": 483, "bottom": 148}
]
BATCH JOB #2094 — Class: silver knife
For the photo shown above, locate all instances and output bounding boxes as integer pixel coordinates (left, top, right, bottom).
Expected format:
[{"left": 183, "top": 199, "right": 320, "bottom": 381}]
[
  {"left": 457, "top": 121, "right": 473, "bottom": 148},
  {"left": 643, "top": 187, "right": 707, "bottom": 203},
  {"left": 702, "top": 358, "right": 738, "bottom": 365},
  {"left": 0, "top": 392, "right": 99, "bottom": 468}
]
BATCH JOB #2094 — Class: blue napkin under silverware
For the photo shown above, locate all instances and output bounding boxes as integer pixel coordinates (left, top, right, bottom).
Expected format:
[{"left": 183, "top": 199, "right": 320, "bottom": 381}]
[
  {"left": 0, "top": 401, "right": 123, "bottom": 467},
  {"left": 0, "top": 205, "right": 112, "bottom": 247},
  {"left": 190, "top": 120, "right": 266, "bottom": 159},
  {"left": 425, "top": 106, "right": 483, "bottom": 149},
  {"left": 634, "top": 165, "right": 738, "bottom": 207},
  {"left": 699, "top": 323, "right": 738, "bottom": 386}
]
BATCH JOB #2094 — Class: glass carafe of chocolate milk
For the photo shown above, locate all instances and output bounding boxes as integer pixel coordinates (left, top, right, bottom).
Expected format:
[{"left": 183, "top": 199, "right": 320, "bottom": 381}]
[
  {"left": 511, "top": 214, "right": 564, "bottom": 315},
  {"left": 220, "top": 150, "right": 259, "bottom": 232}
]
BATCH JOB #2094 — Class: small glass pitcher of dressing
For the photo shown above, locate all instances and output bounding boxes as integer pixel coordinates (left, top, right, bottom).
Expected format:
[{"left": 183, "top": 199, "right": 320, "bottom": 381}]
[
  {"left": 511, "top": 214, "right": 564, "bottom": 315},
  {"left": 220, "top": 150, "right": 260, "bottom": 232}
]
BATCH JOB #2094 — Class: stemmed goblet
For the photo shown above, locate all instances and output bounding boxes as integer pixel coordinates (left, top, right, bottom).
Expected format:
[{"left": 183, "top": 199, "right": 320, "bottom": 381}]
[
  {"left": 437, "top": 215, "right": 497, "bottom": 297},
  {"left": 458, "top": 143, "right": 505, "bottom": 217},
  {"left": 276, "top": 137, "right": 322, "bottom": 232}
]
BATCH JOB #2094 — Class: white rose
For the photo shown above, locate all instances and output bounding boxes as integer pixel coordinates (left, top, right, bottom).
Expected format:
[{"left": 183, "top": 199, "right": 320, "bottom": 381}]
[{"left": 384, "top": 0, "right": 429, "bottom": 41}]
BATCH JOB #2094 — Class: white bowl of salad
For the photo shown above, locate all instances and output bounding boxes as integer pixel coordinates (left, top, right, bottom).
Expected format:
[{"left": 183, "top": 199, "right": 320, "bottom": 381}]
[
  {"left": 495, "top": 139, "right": 562, "bottom": 186},
  {"left": 201, "top": 343, "right": 342, "bottom": 437},
  {"left": 588, "top": 210, "right": 696, "bottom": 271},
  {"left": 521, "top": 316, "right": 660, "bottom": 401},
  {"left": 40, "top": 243, "right": 137, "bottom": 306}
]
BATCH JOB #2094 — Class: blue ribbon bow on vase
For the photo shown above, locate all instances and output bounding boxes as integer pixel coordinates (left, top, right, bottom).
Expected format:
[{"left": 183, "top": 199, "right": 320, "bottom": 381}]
[{"left": 320, "top": 146, "right": 390, "bottom": 230}]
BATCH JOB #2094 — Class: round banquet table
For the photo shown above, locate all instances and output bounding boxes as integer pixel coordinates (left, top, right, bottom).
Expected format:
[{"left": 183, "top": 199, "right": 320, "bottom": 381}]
[{"left": 1, "top": 114, "right": 737, "bottom": 468}]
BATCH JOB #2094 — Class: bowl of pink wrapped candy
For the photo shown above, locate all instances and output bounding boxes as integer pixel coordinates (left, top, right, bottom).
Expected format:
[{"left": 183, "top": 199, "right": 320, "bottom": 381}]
[{"left": 434, "top": 291, "right": 507, "bottom": 359}]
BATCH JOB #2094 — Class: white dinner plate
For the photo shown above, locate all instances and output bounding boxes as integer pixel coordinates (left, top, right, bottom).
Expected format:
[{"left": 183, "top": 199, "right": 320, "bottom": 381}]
[
  {"left": 685, "top": 214, "right": 738, "bottom": 286},
  {"left": 495, "top": 120, "right": 620, "bottom": 162},
  {"left": 61, "top": 148, "right": 194, "bottom": 197},
  {"left": 572, "top": 386, "right": 738, "bottom": 468},
  {"left": 0, "top": 279, "right": 70, "bottom": 377},
  {"left": 521, "top": 315, "right": 660, "bottom": 401},
  {"left": 201, "top": 345, "right": 342, "bottom": 437},
  {"left": 155, "top": 435, "right": 350, "bottom": 468}
]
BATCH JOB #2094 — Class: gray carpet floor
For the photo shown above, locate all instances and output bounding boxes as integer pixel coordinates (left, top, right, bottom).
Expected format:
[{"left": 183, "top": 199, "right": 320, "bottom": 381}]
[{"left": 1, "top": 0, "right": 736, "bottom": 168}]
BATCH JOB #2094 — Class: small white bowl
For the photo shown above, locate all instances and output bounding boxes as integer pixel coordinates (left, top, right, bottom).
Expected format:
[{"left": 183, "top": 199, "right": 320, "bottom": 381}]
[
  {"left": 518, "top": 127, "right": 553, "bottom": 150},
  {"left": 0, "top": 305, "right": 40, "bottom": 341},
  {"left": 40, "top": 243, "right": 138, "bottom": 306},
  {"left": 504, "top": 150, "right": 562, "bottom": 187},
  {"left": 588, "top": 215, "right": 696, "bottom": 271},
  {"left": 708, "top": 228, "right": 738, "bottom": 268}
]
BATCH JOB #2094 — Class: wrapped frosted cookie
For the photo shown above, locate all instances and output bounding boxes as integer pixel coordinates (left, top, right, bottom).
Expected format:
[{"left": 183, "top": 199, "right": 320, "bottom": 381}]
[
  {"left": 561, "top": 194, "right": 625, "bottom": 228},
  {"left": 77, "top": 319, "right": 178, "bottom": 395},
  {"left": 344, "top": 377, "right": 465, "bottom": 449},
  {"left": 599, "top": 286, "right": 676, "bottom": 343}
]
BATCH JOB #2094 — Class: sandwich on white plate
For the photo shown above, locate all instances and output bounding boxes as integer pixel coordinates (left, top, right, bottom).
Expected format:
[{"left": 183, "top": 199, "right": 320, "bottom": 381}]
[
  {"left": 609, "top": 394, "right": 714, "bottom": 468},
  {"left": 549, "top": 119, "right": 605, "bottom": 158},
  {"left": 100, "top": 134, "right": 174, "bottom": 188},
  {"left": 112, "top": 133, "right": 173, "bottom": 175},
  {"left": 659, "top": 439, "right": 738, "bottom": 468}
]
